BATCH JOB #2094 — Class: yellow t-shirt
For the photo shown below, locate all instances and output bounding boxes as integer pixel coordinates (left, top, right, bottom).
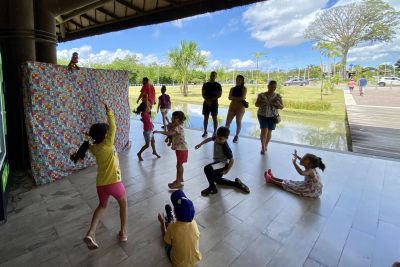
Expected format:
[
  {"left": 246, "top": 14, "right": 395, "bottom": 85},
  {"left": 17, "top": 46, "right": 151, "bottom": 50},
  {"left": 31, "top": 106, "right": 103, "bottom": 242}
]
[
  {"left": 164, "top": 220, "right": 202, "bottom": 267},
  {"left": 89, "top": 110, "right": 122, "bottom": 186}
]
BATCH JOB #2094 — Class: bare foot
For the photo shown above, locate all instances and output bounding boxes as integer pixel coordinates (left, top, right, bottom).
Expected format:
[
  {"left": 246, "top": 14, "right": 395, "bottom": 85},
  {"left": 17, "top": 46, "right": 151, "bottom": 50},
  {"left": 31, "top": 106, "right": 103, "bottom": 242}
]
[
  {"left": 137, "top": 153, "right": 143, "bottom": 161},
  {"left": 153, "top": 152, "right": 161, "bottom": 158}
]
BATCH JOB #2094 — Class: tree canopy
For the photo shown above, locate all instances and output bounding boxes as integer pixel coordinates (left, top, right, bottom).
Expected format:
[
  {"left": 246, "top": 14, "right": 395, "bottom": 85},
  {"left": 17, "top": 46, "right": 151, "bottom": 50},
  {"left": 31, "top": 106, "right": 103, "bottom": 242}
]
[
  {"left": 167, "top": 41, "right": 208, "bottom": 96},
  {"left": 305, "top": 0, "right": 400, "bottom": 75}
]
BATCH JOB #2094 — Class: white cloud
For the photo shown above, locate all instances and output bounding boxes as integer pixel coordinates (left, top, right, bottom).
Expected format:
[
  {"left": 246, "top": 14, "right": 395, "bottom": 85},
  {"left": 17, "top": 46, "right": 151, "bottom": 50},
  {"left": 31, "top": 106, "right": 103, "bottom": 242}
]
[
  {"left": 348, "top": 35, "right": 400, "bottom": 63},
  {"left": 171, "top": 13, "right": 211, "bottom": 28},
  {"left": 57, "top": 45, "right": 160, "bottom": 65},
  {"left": 230, "top": 59, "right": 254, "bottom": 69},
  {"left": 243, "top": 0, "right": 398, "bottom": 49},
  {"left": 212, "top": 18, "right": 240, "bottom": 38},
  {"left": 243, "top": 0, "right": 326, "bottom": 48},
  {"left": 200, "top": 50, "right": 211, "bottom": 58},
  {"left": 210, "top": 60, "right": 221, "bottom": 68},
  {"left": 242, "top": 0, "right": 400, "bottom": 64}
]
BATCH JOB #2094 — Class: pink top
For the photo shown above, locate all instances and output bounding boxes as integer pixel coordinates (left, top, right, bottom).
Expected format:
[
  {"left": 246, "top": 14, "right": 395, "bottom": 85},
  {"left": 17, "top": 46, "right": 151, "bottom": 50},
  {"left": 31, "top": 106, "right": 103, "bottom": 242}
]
[
  {"left": 171, "top": 125, "right": 188, "bottom": 151},
  {"left": 141, "top": 84, "right": 156, "bottom": 105},
  {"left": 141, "top": 112, "right": 153, "bottom": 131},
  {"left": 348, "top": 80, "right": 356, "bottom": 87}
]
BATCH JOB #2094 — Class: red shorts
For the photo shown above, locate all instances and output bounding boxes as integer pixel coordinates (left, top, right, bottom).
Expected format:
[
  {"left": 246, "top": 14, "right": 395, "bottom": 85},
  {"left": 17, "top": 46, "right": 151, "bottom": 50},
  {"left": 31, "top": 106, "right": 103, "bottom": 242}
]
[
  {"left": 175, "top": 150, "right": 188, "bottom": 165},
  {"left": 96, "top": 182, "right": 126, "bottom": 207}
]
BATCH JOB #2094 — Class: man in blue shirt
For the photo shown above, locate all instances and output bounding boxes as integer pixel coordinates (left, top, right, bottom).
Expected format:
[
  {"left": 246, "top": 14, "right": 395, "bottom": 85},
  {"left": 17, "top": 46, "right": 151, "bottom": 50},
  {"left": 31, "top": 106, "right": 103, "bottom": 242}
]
[{"left": 358, "top": 76, "right": 367, "bottom": 96}]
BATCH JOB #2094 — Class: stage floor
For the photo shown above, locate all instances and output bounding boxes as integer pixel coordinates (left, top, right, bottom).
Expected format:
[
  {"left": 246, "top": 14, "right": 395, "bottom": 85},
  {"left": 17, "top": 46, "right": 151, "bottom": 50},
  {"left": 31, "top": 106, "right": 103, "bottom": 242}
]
[{"left": 0, "top": 119, "right": 399, "bottom": 267}]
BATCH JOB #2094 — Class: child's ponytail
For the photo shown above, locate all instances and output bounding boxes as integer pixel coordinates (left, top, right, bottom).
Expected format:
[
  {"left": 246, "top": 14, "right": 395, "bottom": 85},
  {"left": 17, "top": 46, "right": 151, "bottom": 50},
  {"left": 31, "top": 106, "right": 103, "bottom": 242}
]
[
  {"left": 318, "top": 157, "right": 326, "bottom": 172},
  {"left": 70, "top": 122, "right": 109, "bottom": 163},
  {"left": 70, "top": 141, "right": 90, "bottom": 163},
  {"left": 305, "top": 154, "right": 326, "bottom": 172}
]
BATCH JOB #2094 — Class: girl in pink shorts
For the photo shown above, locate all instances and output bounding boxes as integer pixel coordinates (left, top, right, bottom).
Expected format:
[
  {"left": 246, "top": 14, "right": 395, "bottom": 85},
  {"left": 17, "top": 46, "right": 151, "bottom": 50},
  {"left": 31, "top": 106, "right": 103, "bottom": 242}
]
[
  {"left": 71, "top": 103, "right": 128, "bottom": 250},
  {"left": 154, "top": 111, "right": 188, "bottom": 189}
]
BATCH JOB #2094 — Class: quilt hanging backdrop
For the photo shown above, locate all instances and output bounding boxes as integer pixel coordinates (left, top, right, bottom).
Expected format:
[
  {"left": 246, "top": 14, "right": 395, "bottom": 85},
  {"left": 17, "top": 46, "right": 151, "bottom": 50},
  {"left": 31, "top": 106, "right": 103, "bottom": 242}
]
[{"left": 22, "top": 61, "right": 130, "bottom": 185}]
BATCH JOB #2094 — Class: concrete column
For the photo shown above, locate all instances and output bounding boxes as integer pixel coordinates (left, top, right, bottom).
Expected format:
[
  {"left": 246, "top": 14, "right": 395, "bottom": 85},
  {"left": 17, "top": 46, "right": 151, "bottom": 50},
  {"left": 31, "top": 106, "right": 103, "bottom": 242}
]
[
  {"left": 35, "top": 0, "right": 57, "bottom": 63},
  {"left": 0, "top": 0, "right": 36, "bottom": 171}
]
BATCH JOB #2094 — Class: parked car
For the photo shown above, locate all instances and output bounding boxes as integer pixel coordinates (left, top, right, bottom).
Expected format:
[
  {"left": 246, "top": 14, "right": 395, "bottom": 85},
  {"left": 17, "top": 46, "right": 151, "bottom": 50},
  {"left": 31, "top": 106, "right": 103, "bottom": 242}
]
[
  {"left": 377, "top": 77, "right": 400, "bottom": 87},
  {"left": 283, "top": 78, "right": 309, "bottom": 86}
]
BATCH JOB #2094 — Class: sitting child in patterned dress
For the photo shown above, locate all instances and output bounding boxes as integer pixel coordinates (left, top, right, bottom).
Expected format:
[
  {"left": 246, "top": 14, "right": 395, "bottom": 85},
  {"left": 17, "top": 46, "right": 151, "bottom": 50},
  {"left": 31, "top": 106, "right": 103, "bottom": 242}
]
[{"left": 264, "top": 150, "right": 325, "bottom": 198}]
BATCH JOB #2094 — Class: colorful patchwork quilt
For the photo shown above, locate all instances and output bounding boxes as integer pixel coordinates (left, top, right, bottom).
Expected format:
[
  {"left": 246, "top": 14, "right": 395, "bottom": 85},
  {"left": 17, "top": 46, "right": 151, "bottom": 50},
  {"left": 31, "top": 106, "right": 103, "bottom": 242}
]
[{"left": 22, "top": 61, "right": 130, "bottom": 185}]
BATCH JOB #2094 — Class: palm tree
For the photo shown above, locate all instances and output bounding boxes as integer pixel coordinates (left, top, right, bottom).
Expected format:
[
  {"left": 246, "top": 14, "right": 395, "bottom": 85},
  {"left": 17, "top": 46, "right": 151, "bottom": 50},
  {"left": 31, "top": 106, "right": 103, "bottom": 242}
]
[
  {"left": 167, "top": 41, "right": 208, "bottom": 96},
  {"left": 252, "top": 51, "right": 267, "bottom": 91}
]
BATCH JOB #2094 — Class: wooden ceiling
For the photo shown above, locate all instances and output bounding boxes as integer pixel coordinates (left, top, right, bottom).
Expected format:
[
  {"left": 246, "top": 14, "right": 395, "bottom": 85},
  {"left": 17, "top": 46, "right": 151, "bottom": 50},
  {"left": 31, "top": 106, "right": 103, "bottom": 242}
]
[{"left": 56, "top": 0, "right": 266, "bottom": 42}]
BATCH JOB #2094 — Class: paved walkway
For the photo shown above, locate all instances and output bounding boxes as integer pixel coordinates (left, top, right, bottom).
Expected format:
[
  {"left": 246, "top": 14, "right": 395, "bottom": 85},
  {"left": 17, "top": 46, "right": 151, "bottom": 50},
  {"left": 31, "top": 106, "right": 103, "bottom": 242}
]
[
  {"left": 0, "top": 120, "right": 399, "bottom": 267},
  {"left": 345, "top": 87, "right": 400, "bottom": 159}
]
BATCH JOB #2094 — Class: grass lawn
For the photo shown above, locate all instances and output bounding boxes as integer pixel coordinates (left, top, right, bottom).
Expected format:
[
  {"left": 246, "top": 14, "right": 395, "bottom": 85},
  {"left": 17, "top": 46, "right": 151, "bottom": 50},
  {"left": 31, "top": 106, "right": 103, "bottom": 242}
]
[{"left": 129, "top": 84, "right": 345, "bottom": 120}]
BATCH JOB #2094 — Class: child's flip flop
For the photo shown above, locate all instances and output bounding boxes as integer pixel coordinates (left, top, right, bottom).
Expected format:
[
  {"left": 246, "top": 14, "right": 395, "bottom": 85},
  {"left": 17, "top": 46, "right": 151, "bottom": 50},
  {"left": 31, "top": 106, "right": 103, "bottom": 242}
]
[{"left": 83, "top": 235, "right": 99, "bottom": 250}]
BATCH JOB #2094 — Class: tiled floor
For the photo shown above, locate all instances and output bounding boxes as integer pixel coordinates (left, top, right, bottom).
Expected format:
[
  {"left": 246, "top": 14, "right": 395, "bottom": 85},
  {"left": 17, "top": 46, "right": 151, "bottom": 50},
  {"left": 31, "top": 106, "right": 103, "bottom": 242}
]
[{"left": 1, "top": 119, "right": 399, "bottom": 267}]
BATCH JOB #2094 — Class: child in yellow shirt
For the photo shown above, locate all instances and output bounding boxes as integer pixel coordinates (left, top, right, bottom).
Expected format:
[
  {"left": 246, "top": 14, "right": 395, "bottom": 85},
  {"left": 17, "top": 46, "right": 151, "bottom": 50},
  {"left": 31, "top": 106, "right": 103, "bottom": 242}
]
[
  {"left": 157, "top": 190, "right": 202, "bottom": 267},
  {"left": 71, "top": 103, "right": 128, "bottom": 249}
]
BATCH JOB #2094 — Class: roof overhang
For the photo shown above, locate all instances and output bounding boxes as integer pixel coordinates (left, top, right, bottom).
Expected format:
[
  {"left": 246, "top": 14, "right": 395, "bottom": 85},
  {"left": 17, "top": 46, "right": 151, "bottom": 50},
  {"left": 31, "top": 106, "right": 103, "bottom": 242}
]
[{"left": 56, "top": 0, "right": 266, "bottom": 42}]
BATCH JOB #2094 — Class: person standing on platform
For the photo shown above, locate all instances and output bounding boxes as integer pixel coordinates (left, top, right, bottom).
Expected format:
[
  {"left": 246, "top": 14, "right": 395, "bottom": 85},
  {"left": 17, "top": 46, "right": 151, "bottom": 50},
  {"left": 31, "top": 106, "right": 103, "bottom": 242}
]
[
  {"left": 255, "top": 80, "right": 284, "bottom": 154},
  {"left": 201, "top": 71, "right": 222, "bottom": 137},
  {"left": 137, "top": 77, "right": 156, "bottom": 109},
  {"left": 225, "top": 74, "right": 247, "bottom": 143},
  {"left": 358, "top": 76, "right": 367, "bottom": 96},
  {"left": 348, "top": 78, "right": 356, "bottom": 94}
]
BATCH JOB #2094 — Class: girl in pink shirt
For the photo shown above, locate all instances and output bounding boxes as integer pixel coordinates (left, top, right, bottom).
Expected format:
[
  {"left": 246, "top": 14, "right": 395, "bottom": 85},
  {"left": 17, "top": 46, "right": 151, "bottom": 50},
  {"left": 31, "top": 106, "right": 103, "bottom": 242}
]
[
  {"left": 134, "top": 102, "right": 160, "bottom": 161},
  {"left": 348, "top": 79, "right": 356, "bottom": 93}
]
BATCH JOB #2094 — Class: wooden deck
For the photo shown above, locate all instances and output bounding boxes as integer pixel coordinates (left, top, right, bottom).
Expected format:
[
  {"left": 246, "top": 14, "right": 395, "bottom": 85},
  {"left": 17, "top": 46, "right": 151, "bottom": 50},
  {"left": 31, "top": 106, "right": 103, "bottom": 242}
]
[
  {"left": 1, "top": 119, "right": 400, "bottom": 267},
  {"left": 345, "top": 90, "right": 400, "bottom": 159}
]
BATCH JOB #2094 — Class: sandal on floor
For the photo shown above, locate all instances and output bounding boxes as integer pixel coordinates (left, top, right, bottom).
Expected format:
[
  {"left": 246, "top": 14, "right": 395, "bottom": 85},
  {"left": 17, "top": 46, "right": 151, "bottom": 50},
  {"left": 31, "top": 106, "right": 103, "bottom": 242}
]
[
  {"left": 118, "top": 232, "right": 128, "bottom": 242},
  {"left": 235, "top": 178, "right": 250, "bottom": 193},
  {"left": 168, "top": 182, "right": 183, "bottom": 189},
  {"left": 233, "top": 136, "right": 239, "bottom": 143},
  {"left": 83, "top": 235, "right": 99, "bottom": 250}
]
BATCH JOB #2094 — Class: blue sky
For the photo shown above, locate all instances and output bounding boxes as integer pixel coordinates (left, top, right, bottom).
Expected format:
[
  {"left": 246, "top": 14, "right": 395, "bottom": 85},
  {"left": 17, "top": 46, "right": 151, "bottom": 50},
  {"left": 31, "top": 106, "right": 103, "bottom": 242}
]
[{"left": 58, "top": 0, "right": 400, "bottom": 71}]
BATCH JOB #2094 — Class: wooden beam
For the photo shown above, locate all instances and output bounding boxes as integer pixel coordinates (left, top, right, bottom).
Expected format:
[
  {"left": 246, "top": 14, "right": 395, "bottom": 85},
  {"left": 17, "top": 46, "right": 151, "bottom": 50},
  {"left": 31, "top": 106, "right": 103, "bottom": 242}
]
[
  {"left": 163, "top": 0, "right": 179, "bottom": 5},
  {"left": 69, "top": 19, "right": 83, "bottom": 29},
  {"left": 81, "top": 14, "right": 99, "bottom": 24},
  {"left": 58, "top": 0, "right": 113, "bottom": 24},
  {"left": 115, "top": 0, "right": 144, "bottom": 14},
  {"left": 97, "top": 7, "right": 119, "bottom": 19}
]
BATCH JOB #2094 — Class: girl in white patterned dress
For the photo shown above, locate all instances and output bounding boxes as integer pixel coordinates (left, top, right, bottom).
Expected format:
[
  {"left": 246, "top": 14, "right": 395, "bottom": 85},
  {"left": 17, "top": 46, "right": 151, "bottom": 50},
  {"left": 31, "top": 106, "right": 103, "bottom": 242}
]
[
  {"left": 154, "top": 111, "right": 188, "bottom": 189},
  {"left": 264, "top": 150, "right": 325, "bottom": 198}
]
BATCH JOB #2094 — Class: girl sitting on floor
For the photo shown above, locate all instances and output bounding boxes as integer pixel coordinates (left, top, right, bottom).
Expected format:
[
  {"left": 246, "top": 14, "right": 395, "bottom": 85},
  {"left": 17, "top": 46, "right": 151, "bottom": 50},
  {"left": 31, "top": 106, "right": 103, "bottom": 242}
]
[{"left": 264, "top": 150, "right": 325, "bottom": 198}]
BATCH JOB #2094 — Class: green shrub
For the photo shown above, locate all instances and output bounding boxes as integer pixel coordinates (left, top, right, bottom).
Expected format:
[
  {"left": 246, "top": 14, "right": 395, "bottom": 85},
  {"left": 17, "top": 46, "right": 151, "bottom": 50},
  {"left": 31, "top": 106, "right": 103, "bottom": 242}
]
[{"left": 284, "top": 100, "right": 332, "bottom": 111}]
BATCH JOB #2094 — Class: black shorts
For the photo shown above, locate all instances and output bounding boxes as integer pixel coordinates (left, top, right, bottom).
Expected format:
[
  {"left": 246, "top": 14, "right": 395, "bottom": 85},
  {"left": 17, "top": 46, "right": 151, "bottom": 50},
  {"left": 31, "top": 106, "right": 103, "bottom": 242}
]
[{"left": 202, "top": 101, "right": 218, "bottom": 116}]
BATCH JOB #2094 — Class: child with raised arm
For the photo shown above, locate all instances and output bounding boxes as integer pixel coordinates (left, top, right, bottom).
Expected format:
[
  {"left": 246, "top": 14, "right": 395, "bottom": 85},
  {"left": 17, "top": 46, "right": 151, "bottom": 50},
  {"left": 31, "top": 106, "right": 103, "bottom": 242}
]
[
  {"left": 195, "top": 126, "right": 250, "bottom": 196},
  {"left": 157, "top": 190, "right": 202, "bottom": 267},
  {"left": 154, "top": 111, "right": 188, "bottom": 189},
  {"left": 264, "top": 150, "right": 325, "bottom": 198},
  {"left": 70, "top": 103, "right": 128, "bottom": 249},
  {"left": 134, "top": 102, "right": 161, "bottom": 161}
]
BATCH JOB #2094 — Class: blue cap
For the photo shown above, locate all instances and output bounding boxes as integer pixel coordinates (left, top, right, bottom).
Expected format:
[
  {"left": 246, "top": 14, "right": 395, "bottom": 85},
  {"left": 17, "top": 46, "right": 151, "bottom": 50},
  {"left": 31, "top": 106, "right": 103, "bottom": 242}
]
[{"left": 171, "top": 190, "right": 195, "bottom": 222}]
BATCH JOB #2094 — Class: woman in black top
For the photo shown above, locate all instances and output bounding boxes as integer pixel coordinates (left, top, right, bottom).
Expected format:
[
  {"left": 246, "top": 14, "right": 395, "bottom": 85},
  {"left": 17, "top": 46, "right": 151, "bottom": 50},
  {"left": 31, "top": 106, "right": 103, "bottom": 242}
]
[{"left": 225, "top": 75, "right": 247, "bottom": 143}]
